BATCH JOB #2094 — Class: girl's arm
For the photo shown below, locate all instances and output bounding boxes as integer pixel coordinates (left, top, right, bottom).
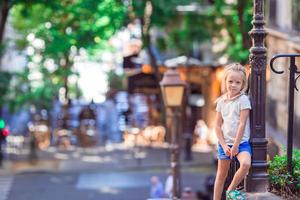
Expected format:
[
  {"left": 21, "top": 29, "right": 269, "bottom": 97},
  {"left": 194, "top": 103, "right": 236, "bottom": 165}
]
[
  {"left": 231, "top": 109, "right": 250, "bottom": 158},
  {"left": 215, "top": 111, "right": 230, "bottom": 154}
]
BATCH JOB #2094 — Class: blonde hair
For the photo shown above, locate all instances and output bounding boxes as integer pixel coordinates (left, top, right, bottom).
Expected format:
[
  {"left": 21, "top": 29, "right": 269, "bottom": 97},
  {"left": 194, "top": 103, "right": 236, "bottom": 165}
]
[{"left": 221, "top": 63, "right": 248, "bottom": 94}]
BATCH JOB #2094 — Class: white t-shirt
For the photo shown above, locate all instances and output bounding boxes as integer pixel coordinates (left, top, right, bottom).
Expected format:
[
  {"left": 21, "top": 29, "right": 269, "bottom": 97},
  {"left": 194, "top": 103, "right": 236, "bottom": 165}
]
[{"left": 216, "top": 94, "right": 251, "bottom": 145}]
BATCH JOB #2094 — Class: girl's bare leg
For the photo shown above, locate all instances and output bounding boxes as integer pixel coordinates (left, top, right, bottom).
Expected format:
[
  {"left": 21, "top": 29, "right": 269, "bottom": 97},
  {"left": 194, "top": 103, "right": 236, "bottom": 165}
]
[
  {"left": 213, "top": 159, "right": 231, "bottom": 200},
  {"left": 227, "top": 152, "right": 251, "bottom": 191}
]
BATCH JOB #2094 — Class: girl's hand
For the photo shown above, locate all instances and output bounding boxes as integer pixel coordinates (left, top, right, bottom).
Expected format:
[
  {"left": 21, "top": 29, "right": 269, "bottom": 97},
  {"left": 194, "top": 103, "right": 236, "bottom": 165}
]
[
  {"left": 222, "top": 145, "right": 231, "bottom": 156},
  {"left": 230, "top": 145, "right": 238, "bottom": 159}
]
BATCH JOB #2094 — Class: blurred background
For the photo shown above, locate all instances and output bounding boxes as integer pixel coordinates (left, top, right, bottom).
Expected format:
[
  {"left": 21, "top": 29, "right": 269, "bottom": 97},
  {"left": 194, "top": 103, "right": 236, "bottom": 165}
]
[{"left": 0, "top": 0, "right": 299, "bottom": 200}]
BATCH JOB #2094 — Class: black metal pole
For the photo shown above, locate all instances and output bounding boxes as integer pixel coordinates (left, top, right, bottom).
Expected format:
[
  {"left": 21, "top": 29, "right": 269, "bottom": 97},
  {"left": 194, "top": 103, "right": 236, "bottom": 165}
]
[
  {"left": 245, "top": 0, "right": 268, "bottom": 192},
  {"left": 171, "top": 109, "right": 177, "bottom": 199},
  {"left": 29, "top": 133, "right": 38, "bottom": 163},
  {"left": 287, "top": 57, "right": 296, "bottom": 175},
  {"left": 176, "top": 107, "right": 182, "bottom": 197},
  {"left": 170, "top": 107, "right": 181, "bottom": 199}
]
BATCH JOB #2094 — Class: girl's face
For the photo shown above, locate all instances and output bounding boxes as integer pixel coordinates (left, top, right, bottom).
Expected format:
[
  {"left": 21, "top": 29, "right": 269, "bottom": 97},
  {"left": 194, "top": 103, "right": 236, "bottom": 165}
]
[{"left": 225, "top": 71, "right": 244, "bottom": 98}]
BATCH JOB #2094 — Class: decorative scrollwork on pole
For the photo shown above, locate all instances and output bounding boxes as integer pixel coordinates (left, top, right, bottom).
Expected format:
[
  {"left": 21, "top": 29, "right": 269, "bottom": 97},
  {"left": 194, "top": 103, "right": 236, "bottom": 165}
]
[
  {"left": 270, "top": 54, "right": 300, "bottom": 90},
  {"left": 296, "top": 75, "right": 300, "bottom": 91},
  {"left": 269, "top": 53, "right": 300, "bottom": 175}
]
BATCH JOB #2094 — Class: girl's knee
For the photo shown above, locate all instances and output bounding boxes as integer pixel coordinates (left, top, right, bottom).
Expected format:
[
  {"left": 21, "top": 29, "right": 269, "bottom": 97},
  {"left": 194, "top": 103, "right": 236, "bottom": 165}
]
[
  {"left": 240, "top": 161, "right": 251, "bottom": 171},
  {"left": 237, "top": 152, "right": 251, "bottom": 171}
]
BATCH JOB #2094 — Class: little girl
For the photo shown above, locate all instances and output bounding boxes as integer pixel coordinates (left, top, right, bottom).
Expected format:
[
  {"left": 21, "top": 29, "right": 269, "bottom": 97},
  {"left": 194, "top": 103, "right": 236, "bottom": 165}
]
[{"left": 213, "top": 63, "right": 252, "bottom": 200}]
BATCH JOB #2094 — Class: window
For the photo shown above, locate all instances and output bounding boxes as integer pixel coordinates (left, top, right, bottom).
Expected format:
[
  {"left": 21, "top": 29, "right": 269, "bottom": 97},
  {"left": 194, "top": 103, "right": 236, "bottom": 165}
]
[
  {"left": 266, "top": 0, "right": 277, "bottom": 27},
  {"left": 292, "top": 0, "right": 300, "bottom": 32}
]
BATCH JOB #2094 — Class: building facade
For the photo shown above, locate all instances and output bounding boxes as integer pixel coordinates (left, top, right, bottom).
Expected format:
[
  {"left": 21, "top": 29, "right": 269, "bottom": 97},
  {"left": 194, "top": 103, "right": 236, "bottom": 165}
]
[{"left": 265, "top": 0, "right": 300, "bottom": 147}]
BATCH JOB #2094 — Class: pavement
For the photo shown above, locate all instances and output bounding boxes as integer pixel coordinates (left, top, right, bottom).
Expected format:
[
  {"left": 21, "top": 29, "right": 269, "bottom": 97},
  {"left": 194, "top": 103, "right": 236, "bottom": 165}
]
[
  {"left": 0, "top": 142, "right": 216, "bottom": 200},
  {"left": 245, "top": 192, "right": 282, "bottom": 200},
  {"left": 2, "top": 142, "right": 215, "bottom": 173},
  {"left": 0, "top": 142, "right": 283, "bottom": 200},
  {"left": 0, "top": 175, "right": 13, "bottom": 200},
  {"left": 5, "top": 168, "right": 216, "bottom": 200}
]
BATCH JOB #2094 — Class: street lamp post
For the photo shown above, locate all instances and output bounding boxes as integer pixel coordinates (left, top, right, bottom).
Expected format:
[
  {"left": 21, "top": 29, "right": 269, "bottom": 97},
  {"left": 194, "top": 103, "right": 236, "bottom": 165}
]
[
  {"left": 160, "top": 69, "right": 186, "bottom": 199},
  {"left": 245, "top": 0, "right": 268, "bottom": 192}
]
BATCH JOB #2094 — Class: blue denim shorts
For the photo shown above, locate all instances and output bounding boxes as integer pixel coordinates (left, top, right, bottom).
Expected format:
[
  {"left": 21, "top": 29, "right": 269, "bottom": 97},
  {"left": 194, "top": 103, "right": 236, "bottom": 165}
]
[{"left": 217, "top": 141, "right": 252, "bottom": 160}]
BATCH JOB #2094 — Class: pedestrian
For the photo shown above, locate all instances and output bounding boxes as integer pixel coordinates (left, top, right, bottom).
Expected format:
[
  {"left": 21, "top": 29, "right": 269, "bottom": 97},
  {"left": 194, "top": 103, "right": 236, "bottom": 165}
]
[
  {"left": 150, "top": 176, "right": 164, "bottom": 199},
  {"left": 181, "top": 187, "right": 197, "bottom": 200},
  {"left": 213, "top": 63, "right": 251, "bottom": 200},
  {"left": 164, "top": 172, "right": 173, "bottom": 198},
  {"left": 0, "top": 119, "right": 9, "bottom": 167},
  {"left": 98, "top": 90, "right": 121, "bottom": 143},
  {"left": 194, "top": 120, "right": 210, "bottom": 150}
]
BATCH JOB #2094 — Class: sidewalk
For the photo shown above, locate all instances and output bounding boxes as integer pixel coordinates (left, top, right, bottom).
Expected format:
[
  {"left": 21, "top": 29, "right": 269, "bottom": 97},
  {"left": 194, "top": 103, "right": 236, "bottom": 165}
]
[
  {"left": 1, "top": 143, "right": 283, "bottom": 200},
  {"left": 245, "top": 192, "right": 282, "bottom": 200},
  {"left": 1, "top": 143, "right": 215, "bottom": 174},
  {"left": 0, "top": 143, "right": 216, "bottom": 200}
]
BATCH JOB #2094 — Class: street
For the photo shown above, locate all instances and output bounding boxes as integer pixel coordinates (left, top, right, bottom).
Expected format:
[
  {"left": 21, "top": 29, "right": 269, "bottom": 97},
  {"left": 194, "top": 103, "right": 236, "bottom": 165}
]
[
  {"left": 0, "top": 176, "right": 12, "bottom": 200},
  {"left": 0, "top": 143, "right": 216, "bottom": 200},
  {"left": 6, "top": 168, "right": 213, "bottom": 200}
]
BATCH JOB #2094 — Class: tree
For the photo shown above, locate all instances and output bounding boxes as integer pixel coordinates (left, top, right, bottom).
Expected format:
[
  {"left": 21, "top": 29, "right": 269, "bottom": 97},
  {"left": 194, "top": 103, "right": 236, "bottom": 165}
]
[
  {"left": 0, "top": 0, "right": 56, "bottom": 117},
  {"left": 0, "top": 0, "right": 50, "bottom": 63},
  {"left": 0, "top": 71, "right": 11, "bottom": 110},
  {"left": 128, "top": 0, "right": 193, "bottom": 125},
  {"left": 130, "top": 0, "right": 252, "bottom": 64},
  {"left": 130, "top": 0, "right": 192, "bottom": 80},
  {"left": 0, "top": 0, "right": 10, "bottom": 57},
  {"left": 107, "top": 70, "right": 126, "bottom": 92},
  {"left": 208, "top": 0, "right": 252, "bottom": 63},
  {"left": 9, "top": 0, "right": 126, "bottom": 118}
]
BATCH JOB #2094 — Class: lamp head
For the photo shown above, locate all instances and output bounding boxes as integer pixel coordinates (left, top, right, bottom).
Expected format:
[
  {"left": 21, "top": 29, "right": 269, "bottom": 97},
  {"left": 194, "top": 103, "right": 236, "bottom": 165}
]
[{"left": 160, "top": 69, "right": 186, "bottom": 107}]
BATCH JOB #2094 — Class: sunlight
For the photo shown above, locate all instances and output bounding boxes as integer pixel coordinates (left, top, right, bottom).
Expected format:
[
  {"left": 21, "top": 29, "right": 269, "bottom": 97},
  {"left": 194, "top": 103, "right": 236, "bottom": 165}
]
[
  {"left": 81, "top": 155, "right": 112, "bottom": 163},
  {"left": 74, "top": 61, "right": 108, "bottom": 103},
  {"left": 54, "top": 153, "right": 70, "bottom": 160},
  {"left": 98, "top": 186, "right": 119, "bottom": 195}
]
